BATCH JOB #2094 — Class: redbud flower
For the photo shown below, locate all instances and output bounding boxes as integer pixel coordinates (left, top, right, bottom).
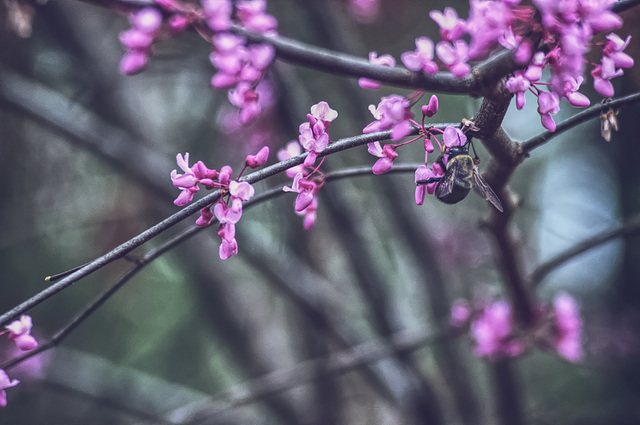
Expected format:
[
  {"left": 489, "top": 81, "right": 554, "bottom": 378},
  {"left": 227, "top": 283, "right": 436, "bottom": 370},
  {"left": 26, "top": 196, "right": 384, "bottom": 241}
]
[
  {"left": 551, "top": 292, "right": 582, "bottom": 362},
  {"left": 363, "top": 95, "right": 414, "bottom": 141},
  {"left": 131, "top": 7, "right": 162, "bottom": 33},
  {"left": 505, "top": 72, "right": 531, "bottom": 110},
  {"left": 401, "top": 37, "right": 439, "bottom": 75},
  {"left": 236, "top": 0, "right": 278, "bottom": 34},
  {"left": 430, "top": 7, "right": 466, "bottom": 42},
  {"left": 537, "top": 91, "right": 560, "bottom": 131},
  {"left": 298, "top": 101, "right": 337, "bottom": 167},
  {"left": 422, "top": 94, "right": 439, "bottom": 117},
  {"left": 442, "top": 126, "right": 466, "bottom": 148},
  {"left": 470, "top": 300, "right": 525, "bottom": 359},
  {"left": 203, "top": 0, "right": 232, "bottom": 31},
  {"left": 367, "top": 142, "right": 398, "bottom": 175},
  {"left": 358, "top": 52, "right": 396, "bottom": 90},
  {"left": 245, "top": 146, "right": 269, "bottom": 168},
  {"left": 436, "top": 40, "right": 471, "bottom": 78},
  {"left": 6, "top": 315, "right": 38, "bottom": 351},
  {"left": 0, "top": 369, "right": 19, "bottom": 408},
  {"left": 415, "top": 162, "right": 444, "bottom": 204}
]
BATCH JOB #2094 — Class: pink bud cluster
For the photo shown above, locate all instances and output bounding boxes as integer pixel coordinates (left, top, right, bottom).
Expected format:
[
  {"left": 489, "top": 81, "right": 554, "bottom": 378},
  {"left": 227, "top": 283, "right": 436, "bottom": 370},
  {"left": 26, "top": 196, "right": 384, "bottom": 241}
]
[
  {"left": 118, "top": 5, "right": 191, "bottom": 76},
  {"left": 205, "top": 0, "right": 277, "bottom": 124},
  {"left": 0, "top": 315, "right": 39, "bottom": 407},
  {"left": 119, "top": 7, "right": 164, "bottom": 75},
  {"left": 451, "top": 292, "right": 583, "bottom": 362},
  {"left": 171, "top": 147, "right": 269, "bottom": 259},
  {"left": 280, "top": 102, "right": 338, "bottom": 230}
]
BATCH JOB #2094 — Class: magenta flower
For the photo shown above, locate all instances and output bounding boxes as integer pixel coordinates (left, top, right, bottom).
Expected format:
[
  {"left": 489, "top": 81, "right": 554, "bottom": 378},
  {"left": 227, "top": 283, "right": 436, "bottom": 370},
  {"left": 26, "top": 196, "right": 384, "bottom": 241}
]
[
  {"left": 401, "top": 37, "right": 439, "bottom": 75},
  {"left": 236, "top": 0, "right": 278, "bottom": 34},
  {"left": 537, "top": 91, "right": 560, "bottom": 132},
  {"left": 442, "top": 125, "right": 466, "bottom": 148},
  {"left": 363, "top": 95, "right": 414, "bottom": 141},
  {"left": 470, "top": 300, "right": 525, "bottom": 359},
  {"left": 298, "top": 101, "right": 338, "bottom": 167},
  {"left": 414, "top": 162, "right": 444, "bottom": 204},
  {"left": 505, "top": 72, "right": 531, "bottom": 110},
  {"left": 435, "top": 40, "right": 471, "bottom": 78},
  {"left": 551, "top": 292, "right": 582, "bottom": 362},
  {"left": 6, "top": 315, "right": 38, "bottom": 351},
  {"left": 430, "top": 7, "right": 466, "bottom": 42},
  {"left": 422, "top": 94, "right": 439, "bottom": 118},
  {"left": 118, "top": 7, "right": 163, "bottom": 75},
  {"left": 367, "top": 142, "right": 398, "bottom": 175},
  {"left": 203, "top": 0, "right": 232, "bottom": 31},
  {"left": 358, "top": 52, "right": 396, "bottom": 90},
  {"left": 0, "top": 369, "right": 19, "bottom": 408},
  {"left": 245, "top": 146, "right": 270, "bottom": 168}
]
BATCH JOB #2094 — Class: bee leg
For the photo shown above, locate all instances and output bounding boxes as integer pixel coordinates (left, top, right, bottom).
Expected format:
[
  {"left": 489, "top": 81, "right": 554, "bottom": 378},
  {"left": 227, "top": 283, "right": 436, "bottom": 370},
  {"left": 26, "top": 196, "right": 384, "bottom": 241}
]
[{"left": 416, "top": 177, "right": 442, "bottom": 185}]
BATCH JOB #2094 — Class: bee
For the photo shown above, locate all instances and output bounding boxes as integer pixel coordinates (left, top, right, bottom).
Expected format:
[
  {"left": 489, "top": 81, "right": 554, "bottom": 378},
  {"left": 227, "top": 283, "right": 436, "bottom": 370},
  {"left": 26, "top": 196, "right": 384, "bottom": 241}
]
[{"left": 417, "top": 140, "right": 503, "bottom": 212}]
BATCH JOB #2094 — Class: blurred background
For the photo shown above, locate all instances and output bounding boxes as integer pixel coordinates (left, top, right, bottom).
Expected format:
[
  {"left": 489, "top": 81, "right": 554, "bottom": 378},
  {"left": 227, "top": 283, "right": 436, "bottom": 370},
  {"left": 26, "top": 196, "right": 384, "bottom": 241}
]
[{"left": 0, "top": 0, "right": 639, "bottom": 424}]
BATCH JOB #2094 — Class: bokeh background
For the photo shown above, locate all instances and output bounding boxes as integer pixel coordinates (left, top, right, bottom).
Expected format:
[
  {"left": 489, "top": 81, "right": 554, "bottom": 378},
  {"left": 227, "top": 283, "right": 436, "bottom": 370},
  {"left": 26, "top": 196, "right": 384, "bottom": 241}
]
[{"left": 1, "top": 0, "right": 639, "bottom": 424}]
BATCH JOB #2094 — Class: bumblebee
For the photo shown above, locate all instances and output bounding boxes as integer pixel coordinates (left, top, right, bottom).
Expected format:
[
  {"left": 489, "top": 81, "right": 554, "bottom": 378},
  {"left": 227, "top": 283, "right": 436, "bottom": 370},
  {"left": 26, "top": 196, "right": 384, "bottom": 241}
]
[{"left": 417, "top": 141, "right": 503, "bottom": 212}]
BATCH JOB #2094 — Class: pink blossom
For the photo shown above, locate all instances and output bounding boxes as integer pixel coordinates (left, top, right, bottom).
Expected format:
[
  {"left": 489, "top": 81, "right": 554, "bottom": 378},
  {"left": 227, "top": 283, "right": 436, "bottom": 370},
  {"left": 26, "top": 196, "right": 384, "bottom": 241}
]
[
  {"left": 430, "top": 7, "right": 466, "bottom": 41},
  {"left": 245, "top": 146, "right": 269, "bottom": 168},
  {"left": 401, "top": 37, "right": 439, "bottom": 75},
  {"left": 0, "top": 369, "right": 19, "bottom": 408},
  {"left": 422, "top": 94, "right": 439, "bottom": 117},
  {"left": 363, "top": 95, "right": 414, "bottom": 141},
  {"left": 367, "top": 142, "right": 398, "bottom": 175},
  {"left": 603, "top": 33, "right": 634, "bottom": 69},
  {"left": 435, "top": 40, "right": 471, "bottom": 78},
  {"left": 6, "top": 315, "right": 38, "bottom": 351},
  {"left": 119, "top": 51, "right": 149, "bottom": 76},
  {"left": 537, "top": 91, "right": 560, "bottom": 131},
  {"left": 358, "top": 52, "right": 396, "bottom": 90},
  {"left": 505, "top": 72, "right": 530, "bottom": 109},
  {"left": 236, "top": 0, "right": 278, "bottom": 34},
  {"left": 203, "top": 0, "right": 232, "bottom": 31},
  {"left": 298, "top": 102, "right": 337, "bottom": 167},
  {"left": 283, "top": 173, "right": 318, "bottom": 213},
  {"left": 131, "top": 7, "right": 162, "bottom": 33},
  {"left": 229, "top": 181, "right": 255, "bottom": 201},
  {"left": 415, "top": 162, "right": 444, "bottom": 204},
  {"left": 442, "top": 126, "right": 466, "bottom": 148},
  {"left": 470, "top": 300, "right": 525, "bottom": 359},
  {"left": 551, "top": 292, "right": 582, "bottom": 362}
]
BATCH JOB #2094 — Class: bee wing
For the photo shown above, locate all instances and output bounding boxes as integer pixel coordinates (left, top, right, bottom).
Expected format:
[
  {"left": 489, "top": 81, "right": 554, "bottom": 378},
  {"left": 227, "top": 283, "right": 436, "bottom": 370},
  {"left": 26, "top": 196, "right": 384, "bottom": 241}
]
[
  {"left": 435, "top": 167, "right": 456, "bottom": 198},
  {"left": 472, "top": 169, "right": 504, "bottom": 212}
]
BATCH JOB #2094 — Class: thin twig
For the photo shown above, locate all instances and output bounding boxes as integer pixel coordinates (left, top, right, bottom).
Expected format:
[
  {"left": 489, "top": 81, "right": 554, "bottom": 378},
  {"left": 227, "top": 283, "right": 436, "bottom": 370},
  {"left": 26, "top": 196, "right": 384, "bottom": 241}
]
[{"left": 528, "top": 215, "right": 640, "bottom": 288}]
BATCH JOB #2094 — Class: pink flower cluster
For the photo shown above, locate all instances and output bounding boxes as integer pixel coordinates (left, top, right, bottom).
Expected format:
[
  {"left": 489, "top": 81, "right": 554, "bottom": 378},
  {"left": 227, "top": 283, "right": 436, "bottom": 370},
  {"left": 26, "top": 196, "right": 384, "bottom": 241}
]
[
  {"left": 451, "top": 292, "right": 583, "bottom": 362},
  {"left": 393, "top": 1, "right": 633, "bottom": 132},
  {"left": 206, "top": 0, "right": 277, "bottom": 124},
  {"left": 280, "top": 102, "right": 338, "bottom": 230},
  {"left": 361, "top": 92, "right": 470, "bottom": 207},
  {"left": 0, "top": 315, "right": 39, "bottom": 407},
  {"left": 119, "top": 7, "right": 164, "bottom": 75},
  {"left": 119, "top": 5, "right": 191, "bottom": 75},
  {"left": 171, "top": 147, "right": 269, "bottom": 259},
  {"left": 364, "top": 94, "right": 438, "bottom": 175}
]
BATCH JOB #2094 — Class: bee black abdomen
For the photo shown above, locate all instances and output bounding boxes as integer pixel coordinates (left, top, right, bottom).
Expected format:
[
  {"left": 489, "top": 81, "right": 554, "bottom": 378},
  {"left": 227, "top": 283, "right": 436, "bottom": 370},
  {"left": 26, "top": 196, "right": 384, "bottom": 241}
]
[{"left": 437, "top": 186, "right": 470, "bottom": 204}]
